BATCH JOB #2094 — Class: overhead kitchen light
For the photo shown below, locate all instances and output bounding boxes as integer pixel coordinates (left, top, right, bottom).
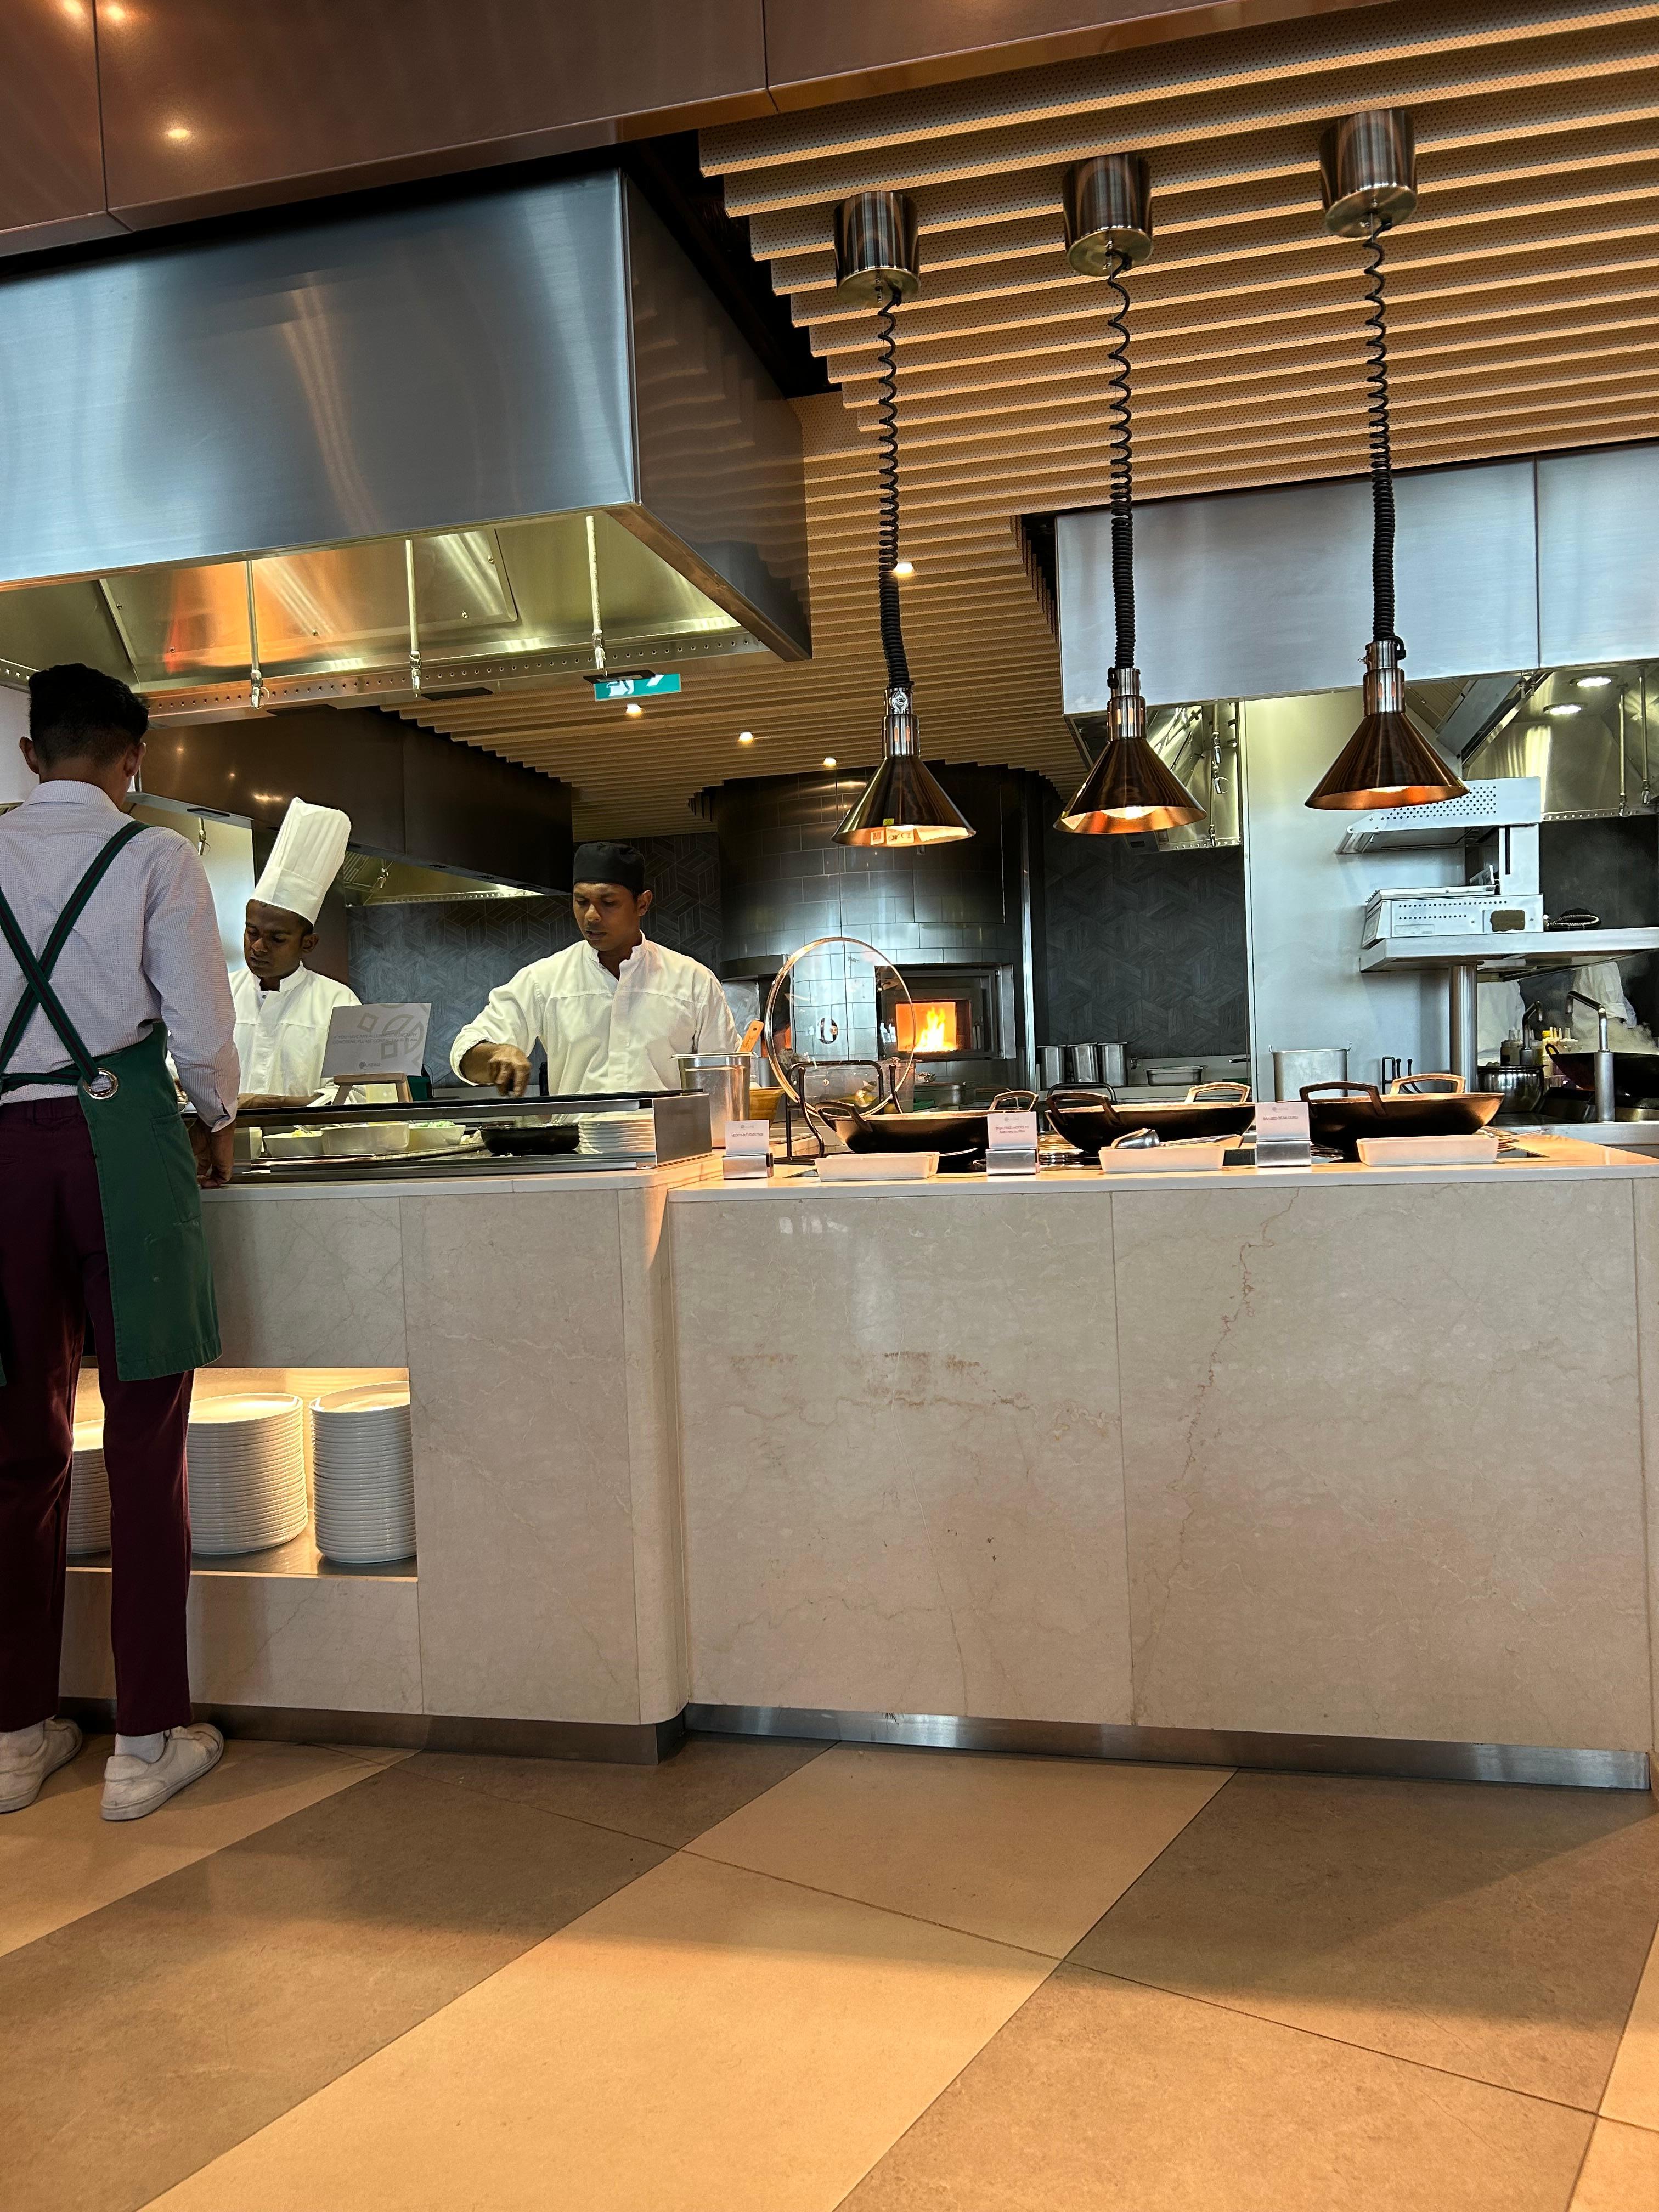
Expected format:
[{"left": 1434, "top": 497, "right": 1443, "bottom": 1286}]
[
  {"left": 830, "top": 193, "right": 973, "bottom": 848},
  {"left": 1305, "top": 111, "right": 1466, "bottom": 811},
  {"left": 1577, "top": 674, "right": 1615, "bottom": 688},
  {"left": 1056, "top": 156, "right": 1204, "bottom": 837},
  {"left": 1547, "top": 703, "right": 1581, "bottom": 716}
]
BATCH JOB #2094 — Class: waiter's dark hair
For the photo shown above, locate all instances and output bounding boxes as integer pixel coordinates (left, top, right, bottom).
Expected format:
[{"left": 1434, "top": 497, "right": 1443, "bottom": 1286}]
[{"left": 29, "top": 662, "right": 150, "bottom": 768}]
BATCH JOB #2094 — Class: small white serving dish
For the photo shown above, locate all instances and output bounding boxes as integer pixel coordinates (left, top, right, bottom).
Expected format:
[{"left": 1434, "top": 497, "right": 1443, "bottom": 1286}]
[{"left": 815, "top": 1152, "right": 940, "bottom": 1181}]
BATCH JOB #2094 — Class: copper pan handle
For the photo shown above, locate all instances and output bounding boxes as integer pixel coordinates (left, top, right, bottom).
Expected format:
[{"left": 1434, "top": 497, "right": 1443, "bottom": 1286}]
[
  {"left": 1186, "top": 1081, "right": 1250, "bottom": 1102},
  {"left": 1386, "top": 1071, "right": 1465, "bottom": 1095}
]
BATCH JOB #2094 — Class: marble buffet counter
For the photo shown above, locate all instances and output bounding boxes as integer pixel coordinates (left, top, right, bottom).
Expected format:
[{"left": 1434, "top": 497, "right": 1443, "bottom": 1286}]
[{"left": 62, "top": 1146, "right": 1659, "bottom": 1785}]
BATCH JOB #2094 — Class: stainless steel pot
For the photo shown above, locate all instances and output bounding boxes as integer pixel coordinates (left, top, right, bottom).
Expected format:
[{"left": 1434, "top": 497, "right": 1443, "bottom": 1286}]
[
  {"left": 1273, "top": 1046, "right": 1347, "bottom": 1099},
  {"left": 1476, "top": 1063, "right": 1545, "bottom": 1116},
  {"left": 676, "top": 1054, "right": 750, "bottom": 1147}
]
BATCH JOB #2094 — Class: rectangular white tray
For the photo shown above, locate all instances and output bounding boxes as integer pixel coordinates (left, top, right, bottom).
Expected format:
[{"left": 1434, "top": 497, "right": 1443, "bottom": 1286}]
[
  {"left": 1098, "top": 1141, "right": 1229, "bottom": 1175},
  {"left": 815, "top": 1152, "right": 940, "bottom": 1181},
  {"left": 1356, "top": 1132, "right": 1503, "bottom": 1166}
]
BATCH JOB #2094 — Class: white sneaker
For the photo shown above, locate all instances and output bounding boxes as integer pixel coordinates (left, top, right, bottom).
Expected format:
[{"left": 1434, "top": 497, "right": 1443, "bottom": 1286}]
[
  {"left": 100, "top": 1724, "right": 224, "bottom": 1822},
  {"left": 0, "top": 1718, "right": 84, "bottom": 1813}
]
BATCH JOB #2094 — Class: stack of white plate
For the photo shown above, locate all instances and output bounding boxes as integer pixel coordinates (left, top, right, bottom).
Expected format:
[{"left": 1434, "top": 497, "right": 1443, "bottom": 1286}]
[
  {"left": 311, "top": 1384, "right": 416, "bottom": 1565},
  {"left": 575, "top": 1110, "right": 657, "bottom": 1160},
  {"left": 67, "top": 1419, "right": 111, "bottom": 1558},
  {"left": 186, "top": 1393, "right": 308, "bottom": 1556}
]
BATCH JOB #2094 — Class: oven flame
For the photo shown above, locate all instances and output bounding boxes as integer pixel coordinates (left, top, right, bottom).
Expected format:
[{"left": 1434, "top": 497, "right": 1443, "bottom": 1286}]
[{"left": 898, "top": 1002, "right": 960, "bottom": 1054}]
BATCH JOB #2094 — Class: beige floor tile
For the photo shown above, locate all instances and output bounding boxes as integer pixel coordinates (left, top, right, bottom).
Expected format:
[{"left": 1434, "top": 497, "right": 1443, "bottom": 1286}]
[
  {"left": 0, "top": 1763, "right": 665, "bottom": 2212},
  {"left": 1602, "top": 1924, "right": 1659, "bottom": 2131},
  {"left": 844, "top": 1966, "right": 1594, "bottom": 2212},
  {"left": 1071, "top": 1771, "right": 1659, "bottom": 2108},
  {"left": 1570, "top": 2119, "right": 1659, "bottom": 2210},
  {"left": 409, "top": 1731, "right": 828, "bottom": 1848},
  {"left": 0, "top": 1735, "right": 402, "bottom": 1958},
  {"left": 688, "top": 1745, "right": 1231, "bottom": 1956},
  {"left": 148, "top": 1850, "right": 1051, "bottom": 2212}
]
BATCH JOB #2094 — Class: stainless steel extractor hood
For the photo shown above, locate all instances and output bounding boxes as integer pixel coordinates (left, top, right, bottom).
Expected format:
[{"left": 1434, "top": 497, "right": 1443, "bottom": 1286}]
[{"left": 0, "top": 170, "right": 809, "bottom": 719}]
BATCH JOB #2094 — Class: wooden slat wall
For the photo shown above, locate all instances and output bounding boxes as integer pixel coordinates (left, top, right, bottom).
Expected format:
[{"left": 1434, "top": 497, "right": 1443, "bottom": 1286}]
[{"left": 409, "top": 0, "right": 1659, "bottom": 834}]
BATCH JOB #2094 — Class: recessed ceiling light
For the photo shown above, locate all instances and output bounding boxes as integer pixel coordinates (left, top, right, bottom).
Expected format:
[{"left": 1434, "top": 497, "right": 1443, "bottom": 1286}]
[
  {"left": 624, "top": 702, "right": 643, "bottom": 718},
  {"left": 164, "top": 123, "right": 191, "bottom": 143},
  {"left": 822, "top": 755, "right": 838, "bottom": 768},
  {"left": 891, "top": 560, "right": 915, "bottom": 579},
  {"left": 737, "top": 731, "right": 755, "bottom": 745},
  {"left": 1546, "top": 703, "right": 1581, "bottom": 718},
  {"left": 1577, "top": 674, "right": 1615, "bottom": 689}
]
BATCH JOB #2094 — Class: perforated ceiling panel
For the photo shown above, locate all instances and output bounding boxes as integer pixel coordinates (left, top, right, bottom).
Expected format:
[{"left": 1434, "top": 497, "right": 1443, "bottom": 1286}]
[{"left": 409, "top": 1, "right": 1659, "bottom": 833}]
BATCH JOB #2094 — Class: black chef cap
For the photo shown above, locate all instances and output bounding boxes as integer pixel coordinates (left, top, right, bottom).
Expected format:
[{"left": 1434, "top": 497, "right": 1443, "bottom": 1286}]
[{"left": 571, "top": 841, "right": 647, "bottom": 896}]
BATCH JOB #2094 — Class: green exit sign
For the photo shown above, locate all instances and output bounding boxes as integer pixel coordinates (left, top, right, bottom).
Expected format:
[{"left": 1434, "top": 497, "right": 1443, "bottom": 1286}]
[{"left": 594, "top": 673, "right": 681, "bottom": 700}]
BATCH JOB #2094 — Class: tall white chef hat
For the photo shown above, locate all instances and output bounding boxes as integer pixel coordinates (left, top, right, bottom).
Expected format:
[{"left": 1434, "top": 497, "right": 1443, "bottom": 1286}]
[{"left": 252, "top": 798, "right": 352, "bottom": 926}]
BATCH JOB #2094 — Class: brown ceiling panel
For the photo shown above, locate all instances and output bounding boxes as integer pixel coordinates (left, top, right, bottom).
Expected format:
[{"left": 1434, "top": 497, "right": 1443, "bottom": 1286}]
[
  {"left": 761, "top": 0, "right": 1402, "bottom": 109},
  {"left": 0, "top": 0, "right": 120, "bottom": 255},
  {"left": 98, "top": 0, "right": 771, "bottom": 228}
]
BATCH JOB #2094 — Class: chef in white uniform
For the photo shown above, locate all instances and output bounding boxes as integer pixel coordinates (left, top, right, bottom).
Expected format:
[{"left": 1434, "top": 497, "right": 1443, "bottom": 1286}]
[
  {"left": 452, "top": 841, "right": 740, "bottom": 1097},
  {"left": 231, "top": 798, "right": 360, "bottom": 1107}
]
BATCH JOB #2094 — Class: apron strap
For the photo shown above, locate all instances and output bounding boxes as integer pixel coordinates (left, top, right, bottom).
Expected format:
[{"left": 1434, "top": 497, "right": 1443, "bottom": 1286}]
[{"left": 0, "top": 820, "right": 150, "bottom": 1086}]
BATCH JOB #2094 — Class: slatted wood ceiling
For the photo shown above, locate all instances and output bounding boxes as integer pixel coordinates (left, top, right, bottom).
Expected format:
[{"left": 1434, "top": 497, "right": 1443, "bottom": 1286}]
[{"left": 409, "top": 0, "right": 1659, "bottom": 836}]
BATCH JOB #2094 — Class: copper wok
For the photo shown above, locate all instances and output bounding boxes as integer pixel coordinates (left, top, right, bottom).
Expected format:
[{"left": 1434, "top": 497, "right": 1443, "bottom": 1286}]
[
  {"left": 1301, "top": 1077, "right": 1501, "bottom": 1160},
  {"left": 1043, "top": 1084, "right": 1255, "bottom": 1154}
]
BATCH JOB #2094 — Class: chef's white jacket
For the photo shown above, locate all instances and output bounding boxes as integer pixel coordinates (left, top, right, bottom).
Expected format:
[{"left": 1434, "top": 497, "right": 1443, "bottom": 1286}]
[
  {"left": 231, "top": 964, "right": 360, "bottom": 1099},
  {"left": 450, "top": 936, "right": 741, "bottom": 1093}
]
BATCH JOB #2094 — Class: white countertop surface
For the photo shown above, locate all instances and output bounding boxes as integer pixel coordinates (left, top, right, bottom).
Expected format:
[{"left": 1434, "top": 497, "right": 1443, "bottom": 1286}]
[{"left": 670, "top": 1135, "right": 1659, "bottom": 1199}]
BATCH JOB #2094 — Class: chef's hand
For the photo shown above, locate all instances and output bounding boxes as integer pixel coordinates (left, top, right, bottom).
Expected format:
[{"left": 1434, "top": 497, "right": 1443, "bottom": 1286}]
[
  {"left": 190, "top": 1120, "right": 236, "bottom": 1188},
  {"left": 462, "top": 1042, "right": 532, "bottom": 1097}
]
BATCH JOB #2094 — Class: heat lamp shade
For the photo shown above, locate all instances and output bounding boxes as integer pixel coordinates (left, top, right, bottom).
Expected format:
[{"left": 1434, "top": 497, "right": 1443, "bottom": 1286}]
[
  {"left": 1303, "top": 709, "right": 1468, "bottom": 810},
  {"left": 1058, "top": 731, "right": 1206, "bottom": 836},
  {"left": 832, "top": 754, "right": 973, "bottom": 846}
]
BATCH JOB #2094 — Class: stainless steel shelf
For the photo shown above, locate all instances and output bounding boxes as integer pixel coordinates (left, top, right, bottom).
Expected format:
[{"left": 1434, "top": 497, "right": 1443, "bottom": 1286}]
[{"left": 1359, "top": 927, "right": 1659, "bottom": 974}]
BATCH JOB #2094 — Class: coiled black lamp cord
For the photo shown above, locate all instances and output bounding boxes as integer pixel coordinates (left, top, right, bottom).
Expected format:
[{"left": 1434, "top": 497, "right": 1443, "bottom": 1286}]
[
  {"left": 874, "top": 280, "right": 912, "bottom": 692},
  {"left": 1364, "top": 215, "right": 1399, "bottom": 651},
  {"left": 1102, "top": 249, "right": 1137, "bottom": 672}
]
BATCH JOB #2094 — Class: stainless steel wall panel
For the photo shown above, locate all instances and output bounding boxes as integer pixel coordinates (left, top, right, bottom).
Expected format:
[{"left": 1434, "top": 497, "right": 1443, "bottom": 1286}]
[
  {"left": 1058, "top": 458, "right": 1540, "bottom": 712},
  {"left": 1538, "top": 445, "right": 1659, "bottom": 670},
  {"left": 0, "top": 172, "right": 639, "bottom": 587}
]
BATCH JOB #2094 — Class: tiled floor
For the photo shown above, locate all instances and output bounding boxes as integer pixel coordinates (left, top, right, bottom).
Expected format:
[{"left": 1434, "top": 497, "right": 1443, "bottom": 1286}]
[{"left": 3, "top": 1735, "right": 1657, "bottom": 2211}]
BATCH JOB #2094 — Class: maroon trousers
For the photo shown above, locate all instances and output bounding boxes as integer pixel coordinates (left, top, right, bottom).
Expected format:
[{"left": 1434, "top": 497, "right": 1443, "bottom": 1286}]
[{"left": 0, "top": 1097, "right": 194, "bottom": 1735}]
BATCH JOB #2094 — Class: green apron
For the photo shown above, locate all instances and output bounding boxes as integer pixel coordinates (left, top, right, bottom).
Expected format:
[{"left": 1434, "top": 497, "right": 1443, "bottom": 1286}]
[{"left": 0, "top": 820, "right": 221, "bottom": 1385}]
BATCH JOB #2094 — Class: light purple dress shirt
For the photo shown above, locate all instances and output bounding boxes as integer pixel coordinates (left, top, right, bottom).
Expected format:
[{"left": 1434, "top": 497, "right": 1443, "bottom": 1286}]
[{"left": 0, "top": 781, "right": 239, "bottom": 1128}]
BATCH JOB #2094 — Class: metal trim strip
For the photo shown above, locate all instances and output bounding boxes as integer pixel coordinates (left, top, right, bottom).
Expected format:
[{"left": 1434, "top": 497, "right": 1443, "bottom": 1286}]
[{"left": 685, "top": 1703, "right": 1651, "bottom": 1792}]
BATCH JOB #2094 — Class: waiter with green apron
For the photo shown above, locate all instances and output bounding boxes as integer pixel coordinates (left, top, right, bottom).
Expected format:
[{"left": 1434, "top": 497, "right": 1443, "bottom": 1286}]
[{"left": 0, "top": 664, "right": 239, "bottom": 1822}]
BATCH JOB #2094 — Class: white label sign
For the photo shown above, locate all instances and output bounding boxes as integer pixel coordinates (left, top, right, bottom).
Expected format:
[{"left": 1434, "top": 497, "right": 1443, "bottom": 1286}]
[
  {"left": 724, "top": 1118, "right": 771, "bottom": 1157},
  {"left": 986, "top": 1110, "right": 1039, "bottom": 1150},
  {"left": 1254, "top": 1098, "right": 1312, "bottom": 1166},
  {"left": 323, "top": 1002, "right": 431, "bottom": 1080}
]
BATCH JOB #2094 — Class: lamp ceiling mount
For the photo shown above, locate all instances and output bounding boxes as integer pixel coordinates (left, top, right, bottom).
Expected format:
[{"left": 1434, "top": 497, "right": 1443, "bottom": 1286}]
[
  {"left": 1319, "top": 108, "right": 1417, "bottom": 238},
  {"left": 833, "top": 193, "right": 921, "bottom": 306},
  {"left": 1062, "top": 154, "right": 1154, "bottom": 273}
]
